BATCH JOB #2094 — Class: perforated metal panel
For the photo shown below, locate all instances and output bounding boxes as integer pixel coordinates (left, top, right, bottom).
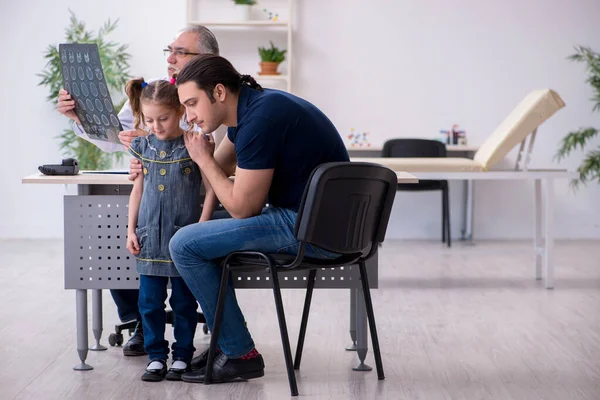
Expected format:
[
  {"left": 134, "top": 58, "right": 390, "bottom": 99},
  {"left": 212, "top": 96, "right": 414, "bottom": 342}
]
[{"left": 64, "top": 192, "right": 377, "bottom": 290}]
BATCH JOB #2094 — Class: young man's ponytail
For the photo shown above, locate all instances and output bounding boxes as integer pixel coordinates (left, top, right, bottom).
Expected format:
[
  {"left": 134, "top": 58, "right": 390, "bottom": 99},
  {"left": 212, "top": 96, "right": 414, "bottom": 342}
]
[{"left": 240, "top": 74, "right": 263, "bottom": 91}]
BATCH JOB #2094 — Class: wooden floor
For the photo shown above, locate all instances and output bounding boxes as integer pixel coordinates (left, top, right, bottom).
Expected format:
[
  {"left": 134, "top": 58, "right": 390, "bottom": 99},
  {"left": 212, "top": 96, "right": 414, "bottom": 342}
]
[{"left": 1, "top": 239, "right": 599, "bottom": 400}]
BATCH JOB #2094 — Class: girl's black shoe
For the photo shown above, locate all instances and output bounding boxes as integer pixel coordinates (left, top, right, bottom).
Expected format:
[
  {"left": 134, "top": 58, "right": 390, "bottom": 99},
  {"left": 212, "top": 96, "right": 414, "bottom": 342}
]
[
  {"left": 141, "top": 360, "right": 167, "bottom": 382},
  {"left": 166, "top": 360, "right": 191, "bottom": 381}
]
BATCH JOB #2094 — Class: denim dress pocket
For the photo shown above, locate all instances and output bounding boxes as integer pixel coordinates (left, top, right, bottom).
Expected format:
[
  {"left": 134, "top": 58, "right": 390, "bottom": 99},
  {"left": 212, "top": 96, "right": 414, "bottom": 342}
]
[{"left": 135, "top": 226, "right": 149, "bottom": 259}]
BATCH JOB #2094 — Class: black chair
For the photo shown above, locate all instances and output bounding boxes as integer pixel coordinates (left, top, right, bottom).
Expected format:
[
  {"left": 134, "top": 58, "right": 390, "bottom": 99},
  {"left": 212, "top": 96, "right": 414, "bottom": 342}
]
[
  {"left": 203, "top": 161, "right": 398, "bottom": 396},
  {"left": 382, "top": 139, "right": 451, "bottom": 247}
]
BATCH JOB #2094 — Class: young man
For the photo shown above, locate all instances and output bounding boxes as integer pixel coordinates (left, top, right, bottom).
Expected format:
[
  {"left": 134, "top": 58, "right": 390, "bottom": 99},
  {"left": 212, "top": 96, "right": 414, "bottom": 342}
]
[
  {"left": 56, "top": 26, "right": 222, "bottom": 357},
  {"left": 168, "top": 54, "right": 349, "bottom": 383}
]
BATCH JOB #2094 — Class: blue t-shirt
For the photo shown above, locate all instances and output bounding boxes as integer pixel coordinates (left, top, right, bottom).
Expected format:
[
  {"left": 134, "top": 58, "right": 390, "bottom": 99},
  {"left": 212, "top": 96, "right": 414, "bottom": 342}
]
[{"left": 228, "top": 85, "right": 349, "bottom": 212}]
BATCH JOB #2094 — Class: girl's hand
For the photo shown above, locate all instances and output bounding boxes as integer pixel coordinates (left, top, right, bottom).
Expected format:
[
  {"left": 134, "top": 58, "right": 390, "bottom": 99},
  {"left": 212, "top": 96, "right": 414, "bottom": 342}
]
[{"left": 126, "top": 232, "right": 140, "bottom": 255}]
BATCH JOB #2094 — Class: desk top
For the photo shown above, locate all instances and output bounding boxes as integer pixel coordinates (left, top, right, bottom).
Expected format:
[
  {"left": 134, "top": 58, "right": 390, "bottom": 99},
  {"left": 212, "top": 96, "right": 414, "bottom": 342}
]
[
  {"left": 22, "top": 170, "right": 419, "bottom": 185},
  {"left": 22, "top": 171, "right": 132, "bottom": 185}
]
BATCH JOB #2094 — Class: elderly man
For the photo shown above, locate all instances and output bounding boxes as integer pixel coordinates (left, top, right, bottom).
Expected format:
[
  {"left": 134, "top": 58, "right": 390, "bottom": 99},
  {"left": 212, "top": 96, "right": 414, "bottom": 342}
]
[{"left": 56, "top": 25, "right": 224, "bottom": 357}]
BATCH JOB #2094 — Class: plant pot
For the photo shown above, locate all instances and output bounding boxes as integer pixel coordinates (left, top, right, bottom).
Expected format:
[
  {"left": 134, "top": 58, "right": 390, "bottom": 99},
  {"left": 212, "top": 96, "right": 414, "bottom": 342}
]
[
  {"left": 259, "top": 61, "right": 281, "bottom": 75},
  {"left": 233, "top": 4, "right": 252, "bottom": 21}
]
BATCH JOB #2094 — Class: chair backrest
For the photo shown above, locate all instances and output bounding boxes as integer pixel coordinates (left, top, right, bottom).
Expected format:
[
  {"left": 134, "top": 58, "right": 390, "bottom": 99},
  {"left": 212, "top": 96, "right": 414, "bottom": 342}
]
[
  {"left": 473, "top": 89, "right": 565, "bottom": 170},
  {"left": 294, "top": 162, "right": 398, "bottom": 255},
  {"left": 382, "top": 139, "right": 447, "bottom": 158}
]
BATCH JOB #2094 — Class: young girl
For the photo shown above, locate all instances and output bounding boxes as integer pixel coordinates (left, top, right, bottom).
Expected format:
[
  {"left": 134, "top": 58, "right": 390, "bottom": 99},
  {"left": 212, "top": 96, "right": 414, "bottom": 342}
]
[{"left": 125, "top": 77, "right": 213, "bottom": 382}]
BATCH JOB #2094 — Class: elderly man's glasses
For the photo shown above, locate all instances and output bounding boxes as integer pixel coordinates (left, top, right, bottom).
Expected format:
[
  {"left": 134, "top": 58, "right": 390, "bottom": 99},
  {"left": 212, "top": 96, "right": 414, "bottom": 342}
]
[{"left": 163, "top": 47, "right": 201, "bottom": 57}]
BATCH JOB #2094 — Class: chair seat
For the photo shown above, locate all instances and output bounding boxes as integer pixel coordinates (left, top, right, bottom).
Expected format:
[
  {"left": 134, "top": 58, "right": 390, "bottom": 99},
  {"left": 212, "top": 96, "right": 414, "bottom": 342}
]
[
  {"left": 220, "top": 252, "right": 360, "bottom": 270},
  {"left": 353, "top": 157, "right": 483, "bottom": 172}
]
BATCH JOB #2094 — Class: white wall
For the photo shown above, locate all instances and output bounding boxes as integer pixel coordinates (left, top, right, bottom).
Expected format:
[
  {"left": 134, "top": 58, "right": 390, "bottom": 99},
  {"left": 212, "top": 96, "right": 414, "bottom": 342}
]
[{"left": 1, "top": 0, "right": 599, "bottom": 239}]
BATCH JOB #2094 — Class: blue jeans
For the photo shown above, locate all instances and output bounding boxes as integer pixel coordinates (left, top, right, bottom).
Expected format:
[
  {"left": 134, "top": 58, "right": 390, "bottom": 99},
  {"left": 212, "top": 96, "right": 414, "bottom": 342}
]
[
  {"left": 109, "top": 289, "right": 140, "bottom": 323},
  {"left": 169, "top": 207, "right": 336, "bottom": 358},
  {"left": 138, "top": 275, "right": 198, "bottom": 362}
]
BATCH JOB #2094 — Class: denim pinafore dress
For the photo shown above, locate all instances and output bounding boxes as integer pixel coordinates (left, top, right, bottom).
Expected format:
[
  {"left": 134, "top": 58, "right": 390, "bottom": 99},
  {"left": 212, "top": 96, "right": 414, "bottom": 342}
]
[{"left": 129, "top": 134, "right": 202, "bottom": 277}]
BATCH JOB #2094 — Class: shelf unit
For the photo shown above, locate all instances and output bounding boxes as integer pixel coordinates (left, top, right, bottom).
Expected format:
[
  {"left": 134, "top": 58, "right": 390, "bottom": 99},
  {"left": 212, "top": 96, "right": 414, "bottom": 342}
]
[{"left": 186, "top": 0, "right": 294, "bottom": 93}]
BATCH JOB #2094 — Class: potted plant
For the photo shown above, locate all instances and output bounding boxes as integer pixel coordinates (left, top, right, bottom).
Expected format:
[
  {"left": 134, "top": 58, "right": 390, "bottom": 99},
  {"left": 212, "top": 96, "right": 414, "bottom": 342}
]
[
  {"left": 555, "top": 45, "right": 600, "bottom": 188},
  {"left": 258, "top": 41, "right": 287, "bottom": 75},
  {"left": 232, "top": 0, "right": 257, "bottom": 21},
  {"left": 37, "top": 10, "right": 131, "bottom": 170}
]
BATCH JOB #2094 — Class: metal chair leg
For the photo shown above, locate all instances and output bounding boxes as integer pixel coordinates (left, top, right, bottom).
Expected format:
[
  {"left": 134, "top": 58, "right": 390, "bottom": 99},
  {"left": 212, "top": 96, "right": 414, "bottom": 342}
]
[
  {"left": 294, "top": 269, "right": 316, "bottom": 370},
  {"left": 203, "top": 264, "right": 230, "bottom": 385},
  {"left": 445, "top": 187, "right": 451, "bottom": 248},
  {"left": 442, "top": 189, "right": 447, "bottom": 243},
  {"left": 270, "top": 266, "right": 299, "bottom": 396},
  {"left": 358, "top": 261, "right": 385, "bottom": 380}
]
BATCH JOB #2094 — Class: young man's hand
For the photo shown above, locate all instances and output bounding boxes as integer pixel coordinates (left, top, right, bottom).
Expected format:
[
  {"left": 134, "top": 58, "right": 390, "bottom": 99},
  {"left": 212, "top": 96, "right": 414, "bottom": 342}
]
[
  {"left": 184, "top": 131, "right": 215, "bottom": 166},
  {"left": 126, "top": 232, "right": 140, "bottom": 255},
  {"left": 57, "top": 89, "right": 81, "bottom": 125},
  {"left": 128, "top": 158, "right": 143, "bottom": 181}
]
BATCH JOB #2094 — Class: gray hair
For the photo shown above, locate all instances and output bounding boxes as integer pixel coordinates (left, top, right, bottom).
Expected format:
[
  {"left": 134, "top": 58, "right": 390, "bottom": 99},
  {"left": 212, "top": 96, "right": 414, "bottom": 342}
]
[{"left": 181, "top": 25, "right": 220, "bottom": 56}]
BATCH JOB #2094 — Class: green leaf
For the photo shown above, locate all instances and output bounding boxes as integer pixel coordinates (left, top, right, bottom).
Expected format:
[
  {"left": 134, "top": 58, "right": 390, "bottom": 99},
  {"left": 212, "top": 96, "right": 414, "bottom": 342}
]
[{"left": 559, "top": 45, "right": 600, "bottom": 188}]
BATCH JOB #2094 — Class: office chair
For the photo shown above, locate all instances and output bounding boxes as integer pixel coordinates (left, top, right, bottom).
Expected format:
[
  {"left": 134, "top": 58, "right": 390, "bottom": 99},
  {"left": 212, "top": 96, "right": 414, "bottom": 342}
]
[
  {"left": 382, "top": 138, "right": 451, "bottom": 247},
  {"left": 202, "top": 161, "right": 398, "bottom": 396}
]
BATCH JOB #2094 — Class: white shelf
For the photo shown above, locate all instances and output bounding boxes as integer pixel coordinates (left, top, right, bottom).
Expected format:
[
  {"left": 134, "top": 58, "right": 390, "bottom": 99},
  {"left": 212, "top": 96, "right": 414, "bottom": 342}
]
[
  {"left": 187, "top": 0, "right": 294, "bottom": 93},
  {"left": 187, "top": 20, "right": 289, "bottom": 28},
  {"left": 256, "top": 74, "right": 288, "bottom": 81}
]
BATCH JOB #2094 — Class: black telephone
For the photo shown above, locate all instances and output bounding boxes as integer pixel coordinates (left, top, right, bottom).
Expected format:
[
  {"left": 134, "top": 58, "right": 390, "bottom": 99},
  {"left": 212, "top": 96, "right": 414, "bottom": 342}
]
[{"left": 39, "top": 158, "right": 80, "bottom": 176}]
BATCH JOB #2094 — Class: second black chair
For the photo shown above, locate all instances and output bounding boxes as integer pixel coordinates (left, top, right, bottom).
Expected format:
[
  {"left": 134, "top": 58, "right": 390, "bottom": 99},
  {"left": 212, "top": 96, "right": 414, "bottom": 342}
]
[{"left": 382, "top": 139, "right": 451, "bottom": 247}]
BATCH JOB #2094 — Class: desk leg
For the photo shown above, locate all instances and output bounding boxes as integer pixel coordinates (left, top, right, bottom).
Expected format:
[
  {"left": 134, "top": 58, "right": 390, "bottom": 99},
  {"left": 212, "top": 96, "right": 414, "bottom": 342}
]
[
  {"left": 346, "top": 288, "right": 357, "bottom": 351},
  {"left": 73, "top": 289, "right": 93, "bottom": 371},
  {"left": 90, "top": 289, "right": 107, "bottom": 351},
  {"left": 534, "top": 180, "right": 543, "bottom": 280},
  {"left": 352, "top": 287, "right": 372, "bottom": 371},
  {"left": 544, "top": 179, "right": 555, "bottom": 289},
  {"left": 461, "top": 180, "right": 474, "bottom": 241}
]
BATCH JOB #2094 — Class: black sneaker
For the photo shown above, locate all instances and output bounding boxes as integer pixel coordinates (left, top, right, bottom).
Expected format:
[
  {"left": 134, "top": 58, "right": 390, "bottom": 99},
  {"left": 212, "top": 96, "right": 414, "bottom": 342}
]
[
  {"left": 165, "top": 360, "right": 191, "bottom": 381},
  {"left": 141, "top": 359, "right": 167, "bottom": 382},
  {"left": 182, "top": 352, "right": 265, "bottom": 384},
  {"left": 123, "top": 321, "right": 146, "bottom": 356},
  {"left": 190, "top": 347, "right": 221, "bottom": 371}
]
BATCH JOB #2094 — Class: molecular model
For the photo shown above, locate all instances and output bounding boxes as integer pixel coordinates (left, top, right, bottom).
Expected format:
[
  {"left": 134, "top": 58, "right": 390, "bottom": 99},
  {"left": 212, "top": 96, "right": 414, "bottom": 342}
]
[
  {"left": 263, "top": 8, "right": 279, "bottom": 21},
  {"left": 347, "top": 128, "right": 371, "bottom": 148}
]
